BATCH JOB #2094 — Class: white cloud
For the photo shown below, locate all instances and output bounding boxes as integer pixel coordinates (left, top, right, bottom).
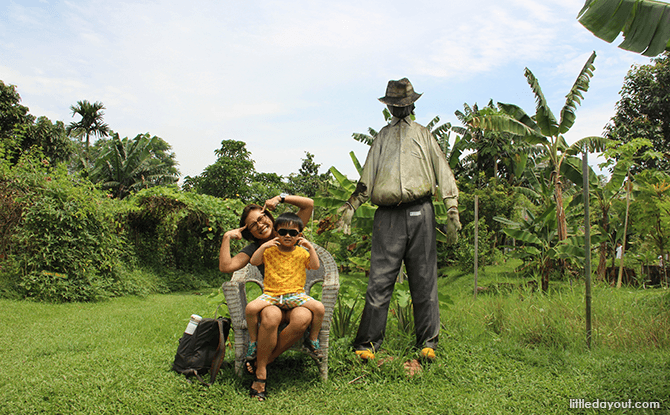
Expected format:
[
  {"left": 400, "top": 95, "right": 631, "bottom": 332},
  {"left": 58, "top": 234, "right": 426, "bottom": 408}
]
[{"left": 0, "top": 0, "right": 654, "bottom": 180}]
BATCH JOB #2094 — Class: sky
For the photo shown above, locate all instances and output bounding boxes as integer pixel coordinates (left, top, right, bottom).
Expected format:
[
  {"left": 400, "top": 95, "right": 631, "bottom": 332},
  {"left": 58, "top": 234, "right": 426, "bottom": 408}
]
[{"left": 0, "top": 0, "right": 656, "bottom": 181}]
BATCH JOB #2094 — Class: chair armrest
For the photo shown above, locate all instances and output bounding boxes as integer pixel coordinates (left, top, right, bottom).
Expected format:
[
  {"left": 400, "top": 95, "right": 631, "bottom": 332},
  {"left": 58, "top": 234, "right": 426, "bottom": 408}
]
[
  {"left": 222, "top": 264, "right": 264, "bottom": 331},
  {"left": 312, "top": 244, "right": 340, "bottom": 330},
  {"left": 222, "top": 267, "right": 250, "bottom": 330}
]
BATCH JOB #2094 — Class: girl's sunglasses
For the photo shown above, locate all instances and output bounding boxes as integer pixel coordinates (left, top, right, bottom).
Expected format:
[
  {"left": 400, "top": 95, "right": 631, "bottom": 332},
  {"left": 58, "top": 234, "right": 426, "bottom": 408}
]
[{"left": 277, "top": 229, "right": 300, "bottom": 237}]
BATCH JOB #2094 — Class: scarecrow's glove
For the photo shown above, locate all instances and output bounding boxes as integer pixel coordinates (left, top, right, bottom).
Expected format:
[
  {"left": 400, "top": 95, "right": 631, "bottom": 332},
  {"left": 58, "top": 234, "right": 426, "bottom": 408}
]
[
  {"left": 445, "top": 206, "right": 461, "bottom": 245},
  {"left": 336, "top": 203, "right": 355, "bottom": 235}
]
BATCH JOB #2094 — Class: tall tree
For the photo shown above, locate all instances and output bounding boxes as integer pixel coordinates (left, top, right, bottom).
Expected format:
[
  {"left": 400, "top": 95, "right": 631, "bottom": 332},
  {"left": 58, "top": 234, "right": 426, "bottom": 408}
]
[
  {"left": 90, "top": 132, "right": 180, "bottom": 199},
  {"left": 287, "top": 151, "right": 330, "bottom": 197},
  {"left": 183, "top": 139, "right": 255, "bottom": 200},
  {"left": 600, "top": 137, "right": 660, "bottom": 285},
  {"left": 590, "top": 160, "right": 627, "bottom": 280},
  {"left": 605, "top": 52, "right": 670, "bottom": 173},
  {"left": 1, "top": 81, "right": 75, "bottom": 165},
  {"left": 578, "top": 0, "right": 670, "bottom": 57},
  {"left": 632, "top": 170, "right": 670, "bottom": 270},
  {"left": 250, "top": 172, "right": 286, "bottom": 204},
  {"left": 0, "top": 81, "right": 32, "bottom": 139},
  {"left": 472, "top": 51, "right": 607, "bottom": 242},
  {"left": 13, "top": 117, "right": 74, "bottom": 165},
  {"left": 66, "top": 100, "right": 109, "bottom": 163},
  {"left": 0, "top": 81, "right": 34, "bottom": 162}
]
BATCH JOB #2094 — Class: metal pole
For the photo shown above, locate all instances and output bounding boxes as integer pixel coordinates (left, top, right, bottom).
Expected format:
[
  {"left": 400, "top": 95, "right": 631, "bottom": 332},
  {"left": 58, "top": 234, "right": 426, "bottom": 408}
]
[
  {"left": 474, "top": 195, "right": 479, "bottom": 300},
  {"left": 583, "top": 152, "right": 592, "bottom": 349}
]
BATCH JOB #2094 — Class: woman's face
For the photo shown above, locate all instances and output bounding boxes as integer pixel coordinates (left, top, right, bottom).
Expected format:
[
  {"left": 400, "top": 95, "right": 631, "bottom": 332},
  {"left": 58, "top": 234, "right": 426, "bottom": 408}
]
[{"left": 245, "top": 209, "right": 274, "bottom": 241}]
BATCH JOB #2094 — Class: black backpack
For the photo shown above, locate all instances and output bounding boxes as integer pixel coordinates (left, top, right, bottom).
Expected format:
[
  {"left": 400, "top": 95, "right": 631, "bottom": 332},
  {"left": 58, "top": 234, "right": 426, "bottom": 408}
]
[{"left": 172, "top": 317, "right": 231, "bottom": 386}]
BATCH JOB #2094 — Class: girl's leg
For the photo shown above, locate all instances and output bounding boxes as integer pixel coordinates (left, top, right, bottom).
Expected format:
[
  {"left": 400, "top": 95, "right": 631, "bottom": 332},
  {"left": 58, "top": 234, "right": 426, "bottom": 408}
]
[
  {"left": 245, "top": 298, "right": 270, "bottom": 343},
  {"left": 302, "top": 301, "right": 325, "bottom": 341},
  {"left": 267, "top": 307, "right": 311, "bottom": 363}
]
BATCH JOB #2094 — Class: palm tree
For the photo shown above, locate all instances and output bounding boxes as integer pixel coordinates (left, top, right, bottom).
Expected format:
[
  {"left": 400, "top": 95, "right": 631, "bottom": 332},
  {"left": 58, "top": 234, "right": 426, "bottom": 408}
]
[
  {"left": 578, "top": 0, "right": 670, "bottom": 57},
  {"left": 66, "top": 100, "right": 109, "bottom": 163},
  {"left": 90, "top": 132, "right": 180, "bottom": 199},
  {"left": 472, "top": 51, "right": 608, "bottom": 242}
]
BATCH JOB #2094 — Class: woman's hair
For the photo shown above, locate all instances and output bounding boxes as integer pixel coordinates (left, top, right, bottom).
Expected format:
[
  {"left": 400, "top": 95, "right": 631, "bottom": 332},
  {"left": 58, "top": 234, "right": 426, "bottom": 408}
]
[
  {"left": 274, "top": 212, "right": 304, "bottom": 232},
  {"left": 239, "top": 204, "right": 275, "bottom": 242}
]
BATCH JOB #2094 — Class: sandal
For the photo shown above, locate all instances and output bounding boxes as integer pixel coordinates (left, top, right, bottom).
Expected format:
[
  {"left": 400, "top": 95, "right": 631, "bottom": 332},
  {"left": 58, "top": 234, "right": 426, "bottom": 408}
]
[{"left": 249, "top": 377, "right": 267, "bottom": 401}]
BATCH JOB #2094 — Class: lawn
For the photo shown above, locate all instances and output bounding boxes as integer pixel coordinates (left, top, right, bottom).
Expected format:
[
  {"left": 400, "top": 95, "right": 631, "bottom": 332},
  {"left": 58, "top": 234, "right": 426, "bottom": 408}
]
[{"left": 1, "top": 263, "right": 668, "bottom": 414}]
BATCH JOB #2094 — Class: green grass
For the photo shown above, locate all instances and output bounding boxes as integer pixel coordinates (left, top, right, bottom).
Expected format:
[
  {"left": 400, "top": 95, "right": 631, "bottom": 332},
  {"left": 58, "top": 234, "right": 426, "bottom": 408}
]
[{"left": 1, "top": 264, "right": 669, "bottom": 414}]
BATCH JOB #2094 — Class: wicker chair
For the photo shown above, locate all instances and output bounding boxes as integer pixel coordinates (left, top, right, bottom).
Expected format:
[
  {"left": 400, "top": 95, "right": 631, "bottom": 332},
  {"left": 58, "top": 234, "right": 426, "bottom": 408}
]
[{"left": 221, "top": 243, "right": 339, "bottom": 380}]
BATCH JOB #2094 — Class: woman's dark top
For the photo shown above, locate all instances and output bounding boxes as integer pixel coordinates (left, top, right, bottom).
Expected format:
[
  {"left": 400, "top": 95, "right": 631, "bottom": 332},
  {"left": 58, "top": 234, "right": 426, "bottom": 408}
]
[{"left": 241, "top": 241, "right": 265, "bottom": 275}]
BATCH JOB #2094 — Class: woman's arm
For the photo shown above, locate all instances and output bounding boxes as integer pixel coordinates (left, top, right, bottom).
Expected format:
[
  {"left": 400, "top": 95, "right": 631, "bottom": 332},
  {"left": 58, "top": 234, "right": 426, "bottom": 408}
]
[
  {"left": 264, "top": 195, "right": 314, "bottom": 227},
  {"left": 250, "top": 238, "right": 279, "bottom": 266},
  {"left": 219, "top": 226, "right": 251, "bottom": 273}
]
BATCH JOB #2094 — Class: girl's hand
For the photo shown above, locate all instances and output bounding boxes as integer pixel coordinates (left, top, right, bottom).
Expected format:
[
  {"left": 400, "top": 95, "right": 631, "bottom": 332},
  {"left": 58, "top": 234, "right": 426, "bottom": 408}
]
[
  {"left": 261, "top": 237, "right": 280, "bottom": 249},
  {"left": 297, "top": 237, "right": 312, "bottom": 249},
  {"left": 225, "top": 225, "right": 246, "bottom": 240}
]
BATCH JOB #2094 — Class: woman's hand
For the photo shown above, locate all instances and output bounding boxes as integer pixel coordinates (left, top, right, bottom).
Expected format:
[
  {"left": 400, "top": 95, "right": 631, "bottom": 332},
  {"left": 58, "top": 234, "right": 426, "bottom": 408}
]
[
  {"left": 224, "top": 225, "right": 247, "bottom": 241},
  {"left": 263, "top": 196, "right": 281, "bottom": 212}
]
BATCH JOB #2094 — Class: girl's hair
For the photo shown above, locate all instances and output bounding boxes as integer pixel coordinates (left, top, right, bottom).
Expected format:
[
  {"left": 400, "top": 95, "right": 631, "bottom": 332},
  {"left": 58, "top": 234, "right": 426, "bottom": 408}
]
[
  {"left": 274, "top": 212, "right": 304, "bottom": 232},
  {"left": 239, "top": 204, "right": 275, "bottom": 242}
]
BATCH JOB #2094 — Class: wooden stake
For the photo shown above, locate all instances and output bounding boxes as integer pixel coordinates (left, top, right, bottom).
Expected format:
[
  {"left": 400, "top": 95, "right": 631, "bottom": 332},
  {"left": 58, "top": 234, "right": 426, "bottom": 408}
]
[{"left": 583, "top": 152, "right": 592, "bottom": 349}]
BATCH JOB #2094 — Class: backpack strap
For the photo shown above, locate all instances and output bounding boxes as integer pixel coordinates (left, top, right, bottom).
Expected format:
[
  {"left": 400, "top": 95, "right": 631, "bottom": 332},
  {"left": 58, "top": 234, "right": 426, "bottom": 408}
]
[
  {"left": 208, "top": 318, "right": 227, "bottom": 385},
  {"left": 191, "top": 370, "right": 209, "bottom": 386}
]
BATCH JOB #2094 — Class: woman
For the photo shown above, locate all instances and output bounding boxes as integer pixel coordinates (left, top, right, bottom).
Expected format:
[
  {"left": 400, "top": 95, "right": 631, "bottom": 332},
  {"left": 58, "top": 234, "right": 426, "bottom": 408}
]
[{"left": 219, "top": 194, "right": 314, "bottom": 401}]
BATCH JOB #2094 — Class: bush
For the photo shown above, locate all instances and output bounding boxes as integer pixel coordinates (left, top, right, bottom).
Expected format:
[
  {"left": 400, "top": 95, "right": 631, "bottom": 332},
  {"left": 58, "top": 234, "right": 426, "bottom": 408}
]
[
  {"left": 438, "top": 176, "right": 517, "bottom": 270},
  {"left": 6, "top": 156, "right": 133, "bottom": 302},
  {"left": 124, "top": 186, "right": 246, "bottom": 275}
]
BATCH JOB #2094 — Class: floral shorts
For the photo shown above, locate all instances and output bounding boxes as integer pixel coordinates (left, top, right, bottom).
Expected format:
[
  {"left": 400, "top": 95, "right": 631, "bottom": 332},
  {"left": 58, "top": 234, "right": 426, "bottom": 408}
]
[{"left": 258, "top": 291, "right": 314, "bottom": 309}]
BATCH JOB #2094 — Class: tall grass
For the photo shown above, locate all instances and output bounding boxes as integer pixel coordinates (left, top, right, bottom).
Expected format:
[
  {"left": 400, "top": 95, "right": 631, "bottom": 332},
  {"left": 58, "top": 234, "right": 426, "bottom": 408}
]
[
  {"left": 440, "top": 270, "right": 670, "bottom": 352},
  {"left": 1, "top": 265, "right": 668, "bottom": 414}
]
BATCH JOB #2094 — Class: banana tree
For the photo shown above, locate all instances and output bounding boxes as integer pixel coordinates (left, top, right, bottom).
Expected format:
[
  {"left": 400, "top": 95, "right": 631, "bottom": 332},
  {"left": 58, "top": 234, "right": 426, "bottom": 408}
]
[
  {"left": 454, "top": 101, "right": 538, "bottom": 185},
  {"left": 472, "top": 51, "right": 608, "bottom": 244},
  {"left": 600, "top": 136, "right": 662, "bottom": 285},
  {"left": 498, "top": 153, "right": 603, "bottom": 291},
  {"left": 578, "top": 0, "right": 670, "bottom": 57},
  {"left": 314, "top": 151, "right": 377, "bottom": 234},
  {"left": 495, "top": 202, "right": 590, "bottom": 292},
  {"left": 632, "top": 170, "right": 670, "bottom": 286},
  {"left": 588, "top": 161, "right": 627, "bottom": 280}
]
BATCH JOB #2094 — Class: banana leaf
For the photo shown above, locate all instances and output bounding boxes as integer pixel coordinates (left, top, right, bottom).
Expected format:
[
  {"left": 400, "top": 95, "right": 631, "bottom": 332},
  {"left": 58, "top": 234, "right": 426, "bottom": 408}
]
[{"left": 578, "top": 0, "right": 670, "bottom": 57}]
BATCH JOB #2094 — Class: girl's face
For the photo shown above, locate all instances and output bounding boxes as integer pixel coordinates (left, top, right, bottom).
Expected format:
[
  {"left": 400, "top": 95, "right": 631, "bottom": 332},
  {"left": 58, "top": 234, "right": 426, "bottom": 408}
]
[
  {"left": 276, "top": 223, "right": 301, "bottom": 248},
  {"left": 245, "top": 209, "right": 273, "bottom": 241}
]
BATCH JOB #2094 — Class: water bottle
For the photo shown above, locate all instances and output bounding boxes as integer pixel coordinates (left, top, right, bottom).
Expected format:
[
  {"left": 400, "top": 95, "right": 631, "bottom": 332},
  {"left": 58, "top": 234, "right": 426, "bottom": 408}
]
[{"left": 184, "top": 314, "right": 202, "bottom": 335}]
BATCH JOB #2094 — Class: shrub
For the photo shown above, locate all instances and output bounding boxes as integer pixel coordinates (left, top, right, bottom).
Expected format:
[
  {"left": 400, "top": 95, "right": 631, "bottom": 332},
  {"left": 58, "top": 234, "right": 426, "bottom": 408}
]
[
  {"left": 7, "top": 156, "right": 132, "bottom": 302},
  {"left": 124, "top": 187, "right": 246, "bottom": 275}
]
